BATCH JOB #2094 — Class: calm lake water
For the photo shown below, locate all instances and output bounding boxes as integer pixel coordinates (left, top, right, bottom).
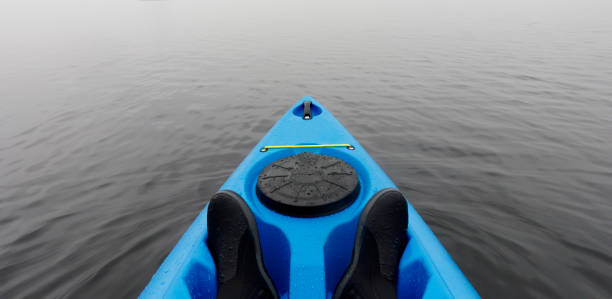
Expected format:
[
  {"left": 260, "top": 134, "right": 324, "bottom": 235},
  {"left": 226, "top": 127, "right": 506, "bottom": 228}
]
[{"left": 1, "top": 0, "right": 612, "bottom": 298}]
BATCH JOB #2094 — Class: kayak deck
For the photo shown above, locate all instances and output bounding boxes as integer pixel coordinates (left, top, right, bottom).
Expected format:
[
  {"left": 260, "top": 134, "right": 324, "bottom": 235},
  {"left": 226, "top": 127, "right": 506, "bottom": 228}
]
[{"left": 140, "top": 97, "right": 479, "bottom": 299}]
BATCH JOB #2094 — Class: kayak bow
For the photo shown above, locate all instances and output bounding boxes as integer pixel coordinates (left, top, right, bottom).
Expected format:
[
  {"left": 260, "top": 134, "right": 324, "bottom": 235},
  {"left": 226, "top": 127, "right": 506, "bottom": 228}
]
[{"left": 140, "top": 97, "right": 479, "bottom": 299}]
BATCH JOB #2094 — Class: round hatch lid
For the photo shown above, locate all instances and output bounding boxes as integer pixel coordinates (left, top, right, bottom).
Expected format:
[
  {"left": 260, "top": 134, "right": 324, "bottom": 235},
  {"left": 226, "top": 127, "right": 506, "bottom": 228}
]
[{"left": 256, "top": 152, "right": 359, "bottom": 217}]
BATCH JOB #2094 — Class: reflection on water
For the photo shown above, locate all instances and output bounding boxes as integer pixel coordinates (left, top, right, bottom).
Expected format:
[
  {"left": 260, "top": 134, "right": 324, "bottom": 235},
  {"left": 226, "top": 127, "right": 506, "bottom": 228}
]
[{"left": 1, "top": 0, "right": 612, "bottom": 298}]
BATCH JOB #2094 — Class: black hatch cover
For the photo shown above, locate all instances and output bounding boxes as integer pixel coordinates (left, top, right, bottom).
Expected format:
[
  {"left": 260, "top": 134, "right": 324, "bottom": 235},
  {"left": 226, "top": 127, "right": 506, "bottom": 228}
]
[{"left": 256, "top": 152, "right": 360, "bottom": 217}]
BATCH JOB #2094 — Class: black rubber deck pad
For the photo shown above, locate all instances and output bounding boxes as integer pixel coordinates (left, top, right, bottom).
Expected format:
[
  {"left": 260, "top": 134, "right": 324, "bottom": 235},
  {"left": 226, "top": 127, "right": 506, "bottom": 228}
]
[
  {"left": 333, "top": 189, "right": 409, "bottom": 299},
  {"left": 206, "top": 191, "right": 279, "bottom": 299}
]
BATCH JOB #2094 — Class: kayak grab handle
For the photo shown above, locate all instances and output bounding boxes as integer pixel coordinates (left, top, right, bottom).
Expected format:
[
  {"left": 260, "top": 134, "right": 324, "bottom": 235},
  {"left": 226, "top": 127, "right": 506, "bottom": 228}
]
[
  {"left": 260, "top": 144, "right": 355, "bottom": 152},
  {"left": 303, "top": 101, "right": 312, "bottom": 119}
]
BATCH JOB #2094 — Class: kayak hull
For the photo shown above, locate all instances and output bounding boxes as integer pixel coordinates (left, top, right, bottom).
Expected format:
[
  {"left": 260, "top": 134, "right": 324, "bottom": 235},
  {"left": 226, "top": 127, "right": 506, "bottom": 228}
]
[{"left": 140, "top": 97, "right": 479, "bottom": 299}]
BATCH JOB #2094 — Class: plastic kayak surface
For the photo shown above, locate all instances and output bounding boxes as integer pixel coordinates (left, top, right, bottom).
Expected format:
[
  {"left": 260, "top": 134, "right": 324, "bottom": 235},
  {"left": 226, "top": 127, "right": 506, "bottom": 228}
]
[{"left": 140, "top": 97, "right": 479, "bottom": 299}]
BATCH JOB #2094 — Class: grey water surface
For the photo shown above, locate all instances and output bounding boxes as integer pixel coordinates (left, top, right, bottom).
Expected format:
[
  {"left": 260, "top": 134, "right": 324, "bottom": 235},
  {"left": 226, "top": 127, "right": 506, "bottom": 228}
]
[{"left": 1, "top": 0, "right": 612, "bottom": 298}]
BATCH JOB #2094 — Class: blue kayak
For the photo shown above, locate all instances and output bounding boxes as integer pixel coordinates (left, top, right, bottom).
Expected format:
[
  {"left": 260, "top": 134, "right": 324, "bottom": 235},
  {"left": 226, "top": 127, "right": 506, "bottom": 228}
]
[{"left": 140, "top": 97, "right": 479, "bottom": 299}]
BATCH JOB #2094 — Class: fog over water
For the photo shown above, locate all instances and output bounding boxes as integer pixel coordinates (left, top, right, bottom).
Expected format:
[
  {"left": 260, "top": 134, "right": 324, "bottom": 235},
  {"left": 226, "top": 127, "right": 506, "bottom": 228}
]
[{"left": 1, "top": 0, "right": 612, "bottom": 298}]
